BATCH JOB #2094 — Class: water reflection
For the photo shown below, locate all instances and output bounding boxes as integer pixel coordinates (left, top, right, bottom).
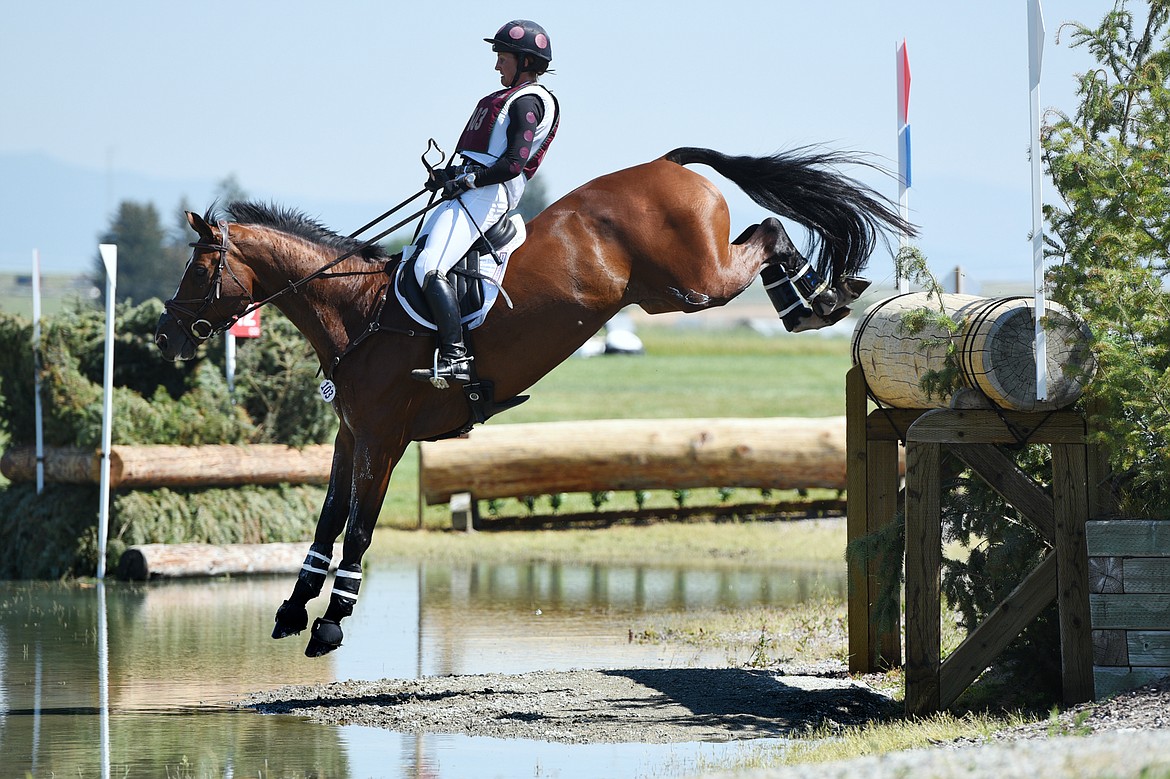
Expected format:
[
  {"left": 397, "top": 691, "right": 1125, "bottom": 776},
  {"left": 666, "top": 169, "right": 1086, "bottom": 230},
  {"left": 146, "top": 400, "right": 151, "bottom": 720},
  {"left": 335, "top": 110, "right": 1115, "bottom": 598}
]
[{"left": 0, "top": 560, "right": 843, "bottom": 778}]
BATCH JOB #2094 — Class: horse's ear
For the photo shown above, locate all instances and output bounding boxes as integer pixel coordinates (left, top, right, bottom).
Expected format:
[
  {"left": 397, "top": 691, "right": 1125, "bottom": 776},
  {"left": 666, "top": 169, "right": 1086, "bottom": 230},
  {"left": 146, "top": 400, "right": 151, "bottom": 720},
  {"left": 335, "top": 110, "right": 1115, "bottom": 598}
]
[{"left": 186, "top": 211, "right": 215, "bottom": 241}]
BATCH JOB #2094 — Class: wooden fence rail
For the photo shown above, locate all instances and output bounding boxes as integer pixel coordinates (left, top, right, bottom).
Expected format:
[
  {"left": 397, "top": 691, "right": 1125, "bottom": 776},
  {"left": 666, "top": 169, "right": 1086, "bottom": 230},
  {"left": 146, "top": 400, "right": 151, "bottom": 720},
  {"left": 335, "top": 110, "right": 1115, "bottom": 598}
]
[{"left": 419, "top": 417, "right": 854, "bottom": 529}]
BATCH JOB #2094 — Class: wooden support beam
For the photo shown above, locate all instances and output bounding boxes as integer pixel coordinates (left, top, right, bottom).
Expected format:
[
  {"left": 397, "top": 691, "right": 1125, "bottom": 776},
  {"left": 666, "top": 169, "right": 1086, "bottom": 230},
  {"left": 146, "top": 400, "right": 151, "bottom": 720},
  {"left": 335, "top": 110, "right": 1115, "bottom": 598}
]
[
  {"left": 952, "top": 444, "right": 1055, "bottom": 542},
  {"left": 906, "top": 409, "right": 1086, "bottom": 446},
  {"left": 1052, "top": 443, "right": 1096, "bottom": 704},
  {"left": 904, "top": 440, "right": 942, "bottom": 715},
  {"left": 939, "top": 553, "right": 1057, "bottom": 707},
  {"left": 846, "top": 366, "right": 873, "bottom": 673}
]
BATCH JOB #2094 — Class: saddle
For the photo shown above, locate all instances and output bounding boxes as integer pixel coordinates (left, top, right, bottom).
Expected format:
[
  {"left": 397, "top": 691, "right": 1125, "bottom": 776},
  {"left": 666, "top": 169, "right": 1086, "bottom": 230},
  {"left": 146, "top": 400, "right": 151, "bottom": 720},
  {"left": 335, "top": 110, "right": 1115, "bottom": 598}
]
[{"left": 394, "top": 213, "right": 526, "bottom": 331}]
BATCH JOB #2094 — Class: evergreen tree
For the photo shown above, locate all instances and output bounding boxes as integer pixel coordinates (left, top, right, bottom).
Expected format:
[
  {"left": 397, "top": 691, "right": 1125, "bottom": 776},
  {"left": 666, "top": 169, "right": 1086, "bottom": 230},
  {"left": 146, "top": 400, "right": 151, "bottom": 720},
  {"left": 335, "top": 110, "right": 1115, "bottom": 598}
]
[
  {"left": 1044, "top": 0, "right": 1170, "bottom": 515},
  {"left": 93, "top": 201, "right": 187, "bottom": 305}
]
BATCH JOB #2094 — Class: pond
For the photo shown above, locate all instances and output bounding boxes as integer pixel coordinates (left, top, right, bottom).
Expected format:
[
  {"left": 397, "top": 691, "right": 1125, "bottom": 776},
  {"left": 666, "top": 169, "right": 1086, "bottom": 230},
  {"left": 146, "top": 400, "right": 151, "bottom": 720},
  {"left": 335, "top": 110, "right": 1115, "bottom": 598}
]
[{"left": 0, "top": 559, "right": 845, "bottom": 778}]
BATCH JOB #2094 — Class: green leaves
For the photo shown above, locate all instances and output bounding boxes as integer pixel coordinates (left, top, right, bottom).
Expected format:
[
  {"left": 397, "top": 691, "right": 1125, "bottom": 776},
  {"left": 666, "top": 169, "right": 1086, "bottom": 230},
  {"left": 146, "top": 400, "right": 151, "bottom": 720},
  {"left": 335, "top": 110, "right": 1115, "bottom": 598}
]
[{"left": 1046, "top": 1, "right": 1170, "bottom": 514}]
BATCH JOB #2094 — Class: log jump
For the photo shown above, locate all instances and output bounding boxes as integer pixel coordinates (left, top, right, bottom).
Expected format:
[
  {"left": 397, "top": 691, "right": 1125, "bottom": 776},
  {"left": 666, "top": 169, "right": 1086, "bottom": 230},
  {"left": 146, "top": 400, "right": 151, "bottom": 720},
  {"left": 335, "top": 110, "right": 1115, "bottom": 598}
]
[
  {"left": 846, "top": 293, "right": 1102, "bottom": 712},
  {"left": 419, "top": 417, "right": 852, "bottom": 529},
  {"left": 0, "top": 444, "right": 334, "bottom": 488}
]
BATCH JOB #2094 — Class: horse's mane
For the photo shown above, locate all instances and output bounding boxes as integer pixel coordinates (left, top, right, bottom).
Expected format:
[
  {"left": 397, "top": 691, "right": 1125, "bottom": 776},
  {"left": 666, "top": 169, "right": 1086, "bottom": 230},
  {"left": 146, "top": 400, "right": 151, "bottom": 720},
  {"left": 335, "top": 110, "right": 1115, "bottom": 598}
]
[{"left": 217, "top": 201, "right": 388, "bottom": 262}]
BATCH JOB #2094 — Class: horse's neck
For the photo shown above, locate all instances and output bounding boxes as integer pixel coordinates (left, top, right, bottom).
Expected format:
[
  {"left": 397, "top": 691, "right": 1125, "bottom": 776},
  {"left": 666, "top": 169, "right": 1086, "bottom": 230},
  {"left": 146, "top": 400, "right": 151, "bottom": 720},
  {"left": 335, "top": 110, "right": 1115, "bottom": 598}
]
[{"left": 245, "top": 230, "right": 378, "bottom": 366}]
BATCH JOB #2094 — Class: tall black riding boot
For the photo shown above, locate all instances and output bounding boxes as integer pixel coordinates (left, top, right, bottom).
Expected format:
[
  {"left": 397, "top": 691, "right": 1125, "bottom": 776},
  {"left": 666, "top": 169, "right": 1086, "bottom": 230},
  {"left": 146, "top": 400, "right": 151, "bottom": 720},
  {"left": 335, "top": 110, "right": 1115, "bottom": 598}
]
[{"left": 410, "top": 271, "right": 473, "bottom": 389}]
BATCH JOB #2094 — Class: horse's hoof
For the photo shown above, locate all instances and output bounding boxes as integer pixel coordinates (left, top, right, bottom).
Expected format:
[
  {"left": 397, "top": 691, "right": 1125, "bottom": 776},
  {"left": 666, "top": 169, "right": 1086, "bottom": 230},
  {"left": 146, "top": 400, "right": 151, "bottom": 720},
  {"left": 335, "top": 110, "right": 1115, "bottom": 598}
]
[
  {"left": 272, "top": 600, "right": 308, "bottom": 639},
  {"left": 305, "top": 617, "right": 343, "bottom": 657}
]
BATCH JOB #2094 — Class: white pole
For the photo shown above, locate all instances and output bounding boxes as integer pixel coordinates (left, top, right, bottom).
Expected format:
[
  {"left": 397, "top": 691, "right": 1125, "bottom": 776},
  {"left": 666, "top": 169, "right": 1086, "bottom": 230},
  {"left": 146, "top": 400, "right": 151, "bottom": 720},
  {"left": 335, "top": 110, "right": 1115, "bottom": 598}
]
[
  {"left": 32, "top": 250, "right": 45, "bottom": 495},
  {"left": 97, "top": 244, "right": 117, "bottom": 580},
  {"left": 97, "top": 579, "right": 111, "bottom": 779},
  {"left": 896, "top": 39, "right": 912, "bottom": 294},
  {"left": 225, "top": 332, "right": 237, "bottom": 396},
  {"left": 1029, "top": 0, "right": 1048, "bottom": 401}
]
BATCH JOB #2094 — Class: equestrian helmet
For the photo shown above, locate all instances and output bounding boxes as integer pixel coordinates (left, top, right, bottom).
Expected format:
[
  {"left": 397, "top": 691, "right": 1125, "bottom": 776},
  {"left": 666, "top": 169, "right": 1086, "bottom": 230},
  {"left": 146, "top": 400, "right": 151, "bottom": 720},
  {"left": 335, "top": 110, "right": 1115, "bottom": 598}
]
[{"left": 485, "top": 20, "right": 552, "bottom": 71}]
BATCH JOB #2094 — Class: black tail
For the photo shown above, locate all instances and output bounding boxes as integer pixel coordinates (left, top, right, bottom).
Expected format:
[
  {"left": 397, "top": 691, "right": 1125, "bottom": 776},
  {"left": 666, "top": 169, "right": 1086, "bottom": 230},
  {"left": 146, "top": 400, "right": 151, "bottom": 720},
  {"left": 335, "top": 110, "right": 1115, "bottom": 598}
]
[{"left": 664, "top": 146, "right": 916, "bottom": 279}]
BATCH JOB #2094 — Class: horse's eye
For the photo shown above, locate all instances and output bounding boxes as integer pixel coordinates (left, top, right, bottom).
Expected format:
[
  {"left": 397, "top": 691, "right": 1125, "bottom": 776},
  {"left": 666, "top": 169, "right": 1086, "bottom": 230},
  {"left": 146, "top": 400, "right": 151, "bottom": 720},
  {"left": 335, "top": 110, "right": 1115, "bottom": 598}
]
[{"left": 193, "top": 265, "right": 208, "bottom": 278}]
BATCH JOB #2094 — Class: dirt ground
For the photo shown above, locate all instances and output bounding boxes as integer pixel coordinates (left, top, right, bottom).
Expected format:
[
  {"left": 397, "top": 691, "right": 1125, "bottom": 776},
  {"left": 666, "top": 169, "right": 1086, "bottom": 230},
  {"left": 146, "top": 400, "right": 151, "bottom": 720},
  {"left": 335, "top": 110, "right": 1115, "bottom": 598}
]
[
  {"left": 242, "top": 662, "right": 1170, "bottom": 746},
  {"left": 243, "top": 661, "right": 894, "bottom": 744}
]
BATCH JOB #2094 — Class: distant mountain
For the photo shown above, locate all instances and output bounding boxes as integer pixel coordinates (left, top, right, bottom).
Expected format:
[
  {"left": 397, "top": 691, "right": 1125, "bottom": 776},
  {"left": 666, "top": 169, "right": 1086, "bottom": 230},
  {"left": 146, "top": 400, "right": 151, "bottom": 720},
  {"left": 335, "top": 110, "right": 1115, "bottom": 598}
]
[{"left": 0, "top": 152, "right": 387, "bottom": 276}]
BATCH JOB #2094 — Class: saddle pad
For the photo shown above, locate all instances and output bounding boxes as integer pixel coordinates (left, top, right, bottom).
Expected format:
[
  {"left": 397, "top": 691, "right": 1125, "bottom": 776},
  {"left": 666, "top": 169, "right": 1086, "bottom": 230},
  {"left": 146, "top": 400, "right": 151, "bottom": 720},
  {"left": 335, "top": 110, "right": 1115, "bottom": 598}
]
[{"left": 395, "top": 214, "right": 526, "bottom": 331}]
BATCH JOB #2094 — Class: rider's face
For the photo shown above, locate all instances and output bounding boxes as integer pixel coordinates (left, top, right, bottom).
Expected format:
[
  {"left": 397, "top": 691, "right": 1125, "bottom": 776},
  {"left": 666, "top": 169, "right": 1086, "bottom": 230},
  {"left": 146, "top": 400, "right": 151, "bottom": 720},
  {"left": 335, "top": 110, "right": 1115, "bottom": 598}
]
[{"left": 495, "top": 51, "right": 518, "bottom": 86}]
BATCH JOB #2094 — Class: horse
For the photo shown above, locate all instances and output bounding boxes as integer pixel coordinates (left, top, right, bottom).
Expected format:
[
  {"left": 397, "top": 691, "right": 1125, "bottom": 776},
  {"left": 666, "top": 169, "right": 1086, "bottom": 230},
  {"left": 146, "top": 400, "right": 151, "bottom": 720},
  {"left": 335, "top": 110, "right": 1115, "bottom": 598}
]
[{"left": 154, "top": 146, "right": 914, "bottom": 657}]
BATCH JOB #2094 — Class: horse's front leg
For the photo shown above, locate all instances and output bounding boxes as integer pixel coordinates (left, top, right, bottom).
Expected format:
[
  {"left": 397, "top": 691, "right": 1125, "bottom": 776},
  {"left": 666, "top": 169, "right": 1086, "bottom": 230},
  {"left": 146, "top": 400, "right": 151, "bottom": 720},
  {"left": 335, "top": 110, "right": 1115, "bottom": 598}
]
[
  {"left": 272, "top": 427, "right": 356, "bottom": 639},
  {"left": 304, "top": 434, "right": 404, "bottom": 657}
]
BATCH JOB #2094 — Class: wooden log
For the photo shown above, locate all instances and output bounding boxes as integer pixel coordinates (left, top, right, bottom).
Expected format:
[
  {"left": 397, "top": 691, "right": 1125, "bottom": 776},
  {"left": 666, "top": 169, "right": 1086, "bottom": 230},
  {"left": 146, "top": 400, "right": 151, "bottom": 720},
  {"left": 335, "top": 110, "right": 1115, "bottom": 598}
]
[
  {"left": 1, "top": 444, "right": 334, "bottom": 488},
  {"left": 419, "top": 417, "right": 850, "bottom": 505},
  {"left": 117, "top": 542, "right": 336, "bottom": 580},
  {"left": 851, "top": 293, "right": 1095, "bottom": 411}
]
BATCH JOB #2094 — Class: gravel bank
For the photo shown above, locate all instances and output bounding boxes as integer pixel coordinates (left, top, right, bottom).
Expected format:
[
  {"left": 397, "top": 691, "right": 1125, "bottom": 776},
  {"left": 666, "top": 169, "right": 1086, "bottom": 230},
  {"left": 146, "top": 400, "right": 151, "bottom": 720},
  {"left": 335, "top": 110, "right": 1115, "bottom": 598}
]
[{"left": 243, "top": 666, "right": 1170, "bottom": 777}]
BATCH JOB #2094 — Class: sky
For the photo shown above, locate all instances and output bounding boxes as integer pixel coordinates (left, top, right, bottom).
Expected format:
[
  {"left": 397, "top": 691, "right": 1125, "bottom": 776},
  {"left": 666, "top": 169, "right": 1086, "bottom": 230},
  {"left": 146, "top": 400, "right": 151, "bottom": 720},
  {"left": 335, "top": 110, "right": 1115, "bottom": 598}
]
[{"left": 1, "top": 1, "right": 1121, "bottom": 289}]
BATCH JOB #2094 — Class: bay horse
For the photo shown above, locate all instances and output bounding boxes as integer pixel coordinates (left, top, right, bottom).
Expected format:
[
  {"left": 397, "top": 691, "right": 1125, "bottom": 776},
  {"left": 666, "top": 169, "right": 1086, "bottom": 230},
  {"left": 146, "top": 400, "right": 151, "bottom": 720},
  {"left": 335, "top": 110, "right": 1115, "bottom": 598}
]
[{"left": 155, "top": 147, "right": 913, "bottom": 657}]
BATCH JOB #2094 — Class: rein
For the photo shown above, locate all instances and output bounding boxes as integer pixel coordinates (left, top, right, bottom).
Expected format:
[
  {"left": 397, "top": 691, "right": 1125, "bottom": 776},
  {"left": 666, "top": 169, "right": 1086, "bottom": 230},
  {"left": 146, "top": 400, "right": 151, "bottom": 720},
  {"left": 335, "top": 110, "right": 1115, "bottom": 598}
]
[{"left": 165, "top": 142, "right": 450, "bottom": 344}]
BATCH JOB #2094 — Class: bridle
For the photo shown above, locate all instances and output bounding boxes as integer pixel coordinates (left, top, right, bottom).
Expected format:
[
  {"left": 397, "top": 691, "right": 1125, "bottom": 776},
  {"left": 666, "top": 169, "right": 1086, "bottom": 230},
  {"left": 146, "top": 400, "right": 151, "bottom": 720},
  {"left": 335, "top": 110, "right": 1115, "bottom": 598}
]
[
  {"left": 163, "top": 220, "right": 254, "bottom": 342},
  {"left": 163, "top": 141, "right": 453, "bottom": 347}
]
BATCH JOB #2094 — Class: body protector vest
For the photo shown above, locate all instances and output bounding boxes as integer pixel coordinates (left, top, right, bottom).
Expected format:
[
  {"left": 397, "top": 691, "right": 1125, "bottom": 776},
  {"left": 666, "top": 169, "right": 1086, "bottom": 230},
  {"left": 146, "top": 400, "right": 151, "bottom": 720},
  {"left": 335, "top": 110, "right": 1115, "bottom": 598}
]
[{"left": 456, "top": 83, "right": 559, "bottom": 179}]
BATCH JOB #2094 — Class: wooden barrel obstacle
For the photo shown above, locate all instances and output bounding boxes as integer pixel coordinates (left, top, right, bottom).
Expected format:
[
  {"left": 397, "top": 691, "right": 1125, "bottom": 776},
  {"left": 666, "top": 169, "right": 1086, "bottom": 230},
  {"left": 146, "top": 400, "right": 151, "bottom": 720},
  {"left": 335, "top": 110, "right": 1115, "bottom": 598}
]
[
  {"left": 846, "top": 293, "right": 1111, "bottom": 713},
  {"left": 852, "top": 293, "right": 1096, "bottom": 412},
  {"left": 418, "top": 417, "right": 853, "bottom": 529}
]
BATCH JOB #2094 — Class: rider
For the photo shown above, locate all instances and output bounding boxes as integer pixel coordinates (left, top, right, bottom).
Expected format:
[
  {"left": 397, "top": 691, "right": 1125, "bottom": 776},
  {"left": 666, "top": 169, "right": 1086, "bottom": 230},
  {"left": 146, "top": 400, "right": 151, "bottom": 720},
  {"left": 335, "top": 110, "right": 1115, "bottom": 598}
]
[{"left": 409, "top": 19, "right": 560, "bottom": 388}]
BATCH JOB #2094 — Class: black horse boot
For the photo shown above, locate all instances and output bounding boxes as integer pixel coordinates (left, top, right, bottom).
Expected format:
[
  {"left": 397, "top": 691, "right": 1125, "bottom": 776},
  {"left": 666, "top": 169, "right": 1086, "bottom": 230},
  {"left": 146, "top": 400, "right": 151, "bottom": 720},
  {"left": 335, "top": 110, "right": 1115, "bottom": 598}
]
[{"left": 410, "top": 271, "right": 473, "bottom": 389}]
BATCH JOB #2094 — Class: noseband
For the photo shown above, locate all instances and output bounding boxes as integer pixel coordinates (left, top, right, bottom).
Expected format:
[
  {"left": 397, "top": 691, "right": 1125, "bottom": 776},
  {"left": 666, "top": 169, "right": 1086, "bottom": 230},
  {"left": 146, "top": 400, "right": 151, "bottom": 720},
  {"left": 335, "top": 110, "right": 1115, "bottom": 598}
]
[{"left": 164, "top": 220, "right": 253, "bottom": 342}]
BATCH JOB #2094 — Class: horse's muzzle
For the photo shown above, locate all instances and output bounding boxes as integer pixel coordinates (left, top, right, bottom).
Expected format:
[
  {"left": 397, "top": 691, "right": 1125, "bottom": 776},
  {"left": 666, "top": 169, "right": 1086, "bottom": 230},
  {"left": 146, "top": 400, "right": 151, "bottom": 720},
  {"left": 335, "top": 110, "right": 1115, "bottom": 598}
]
[{"left": 154, "top": 311, "right": 198, "bottom": 362}]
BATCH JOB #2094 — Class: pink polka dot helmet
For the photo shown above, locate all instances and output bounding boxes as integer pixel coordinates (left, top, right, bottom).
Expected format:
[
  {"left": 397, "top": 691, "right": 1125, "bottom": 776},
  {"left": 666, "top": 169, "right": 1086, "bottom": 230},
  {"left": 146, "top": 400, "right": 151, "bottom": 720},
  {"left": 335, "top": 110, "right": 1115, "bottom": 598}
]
[{"left": 484, "top": 20, "right": 552, "bottom": 72}]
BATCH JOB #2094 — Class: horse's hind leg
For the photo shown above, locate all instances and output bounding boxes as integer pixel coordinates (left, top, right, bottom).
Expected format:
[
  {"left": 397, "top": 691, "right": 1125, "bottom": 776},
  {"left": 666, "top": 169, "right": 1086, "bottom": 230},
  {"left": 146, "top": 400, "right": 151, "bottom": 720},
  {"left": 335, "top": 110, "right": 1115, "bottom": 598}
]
[
  {"left": 304, "top": 435, "right": 404, "bottom": 657},
  {"left": 272, "top": 428, "right": 355, "bottom": 640},
  {"left": 744, "top": 218, "right": 860, "bottom": 332}
]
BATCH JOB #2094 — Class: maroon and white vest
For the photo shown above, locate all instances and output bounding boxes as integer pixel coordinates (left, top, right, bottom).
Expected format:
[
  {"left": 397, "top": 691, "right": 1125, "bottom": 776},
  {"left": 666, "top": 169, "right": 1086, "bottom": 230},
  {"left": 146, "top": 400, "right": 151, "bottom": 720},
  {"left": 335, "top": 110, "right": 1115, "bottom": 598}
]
[{"left": 456, "top": 83, "right": 559, "bottom": 179}]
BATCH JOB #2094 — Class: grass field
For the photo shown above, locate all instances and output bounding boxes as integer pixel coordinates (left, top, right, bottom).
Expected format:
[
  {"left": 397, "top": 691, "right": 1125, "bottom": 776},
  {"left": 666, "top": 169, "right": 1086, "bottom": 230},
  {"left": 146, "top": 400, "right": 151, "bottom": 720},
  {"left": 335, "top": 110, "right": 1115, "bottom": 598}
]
[{"left": 380, "top": 324, "right": 853, "bottom": 528}]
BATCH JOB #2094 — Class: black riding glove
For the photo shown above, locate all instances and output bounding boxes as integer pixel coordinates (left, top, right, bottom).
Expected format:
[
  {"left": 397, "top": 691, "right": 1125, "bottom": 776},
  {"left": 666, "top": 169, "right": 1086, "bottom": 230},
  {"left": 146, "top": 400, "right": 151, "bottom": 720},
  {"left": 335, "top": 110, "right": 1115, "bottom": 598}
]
[
  {"left": 425, "top": 168, "right": 453, "bottom": 192},
  {"left": 442, "top": 173, "right": 476, "bottom": 200}
]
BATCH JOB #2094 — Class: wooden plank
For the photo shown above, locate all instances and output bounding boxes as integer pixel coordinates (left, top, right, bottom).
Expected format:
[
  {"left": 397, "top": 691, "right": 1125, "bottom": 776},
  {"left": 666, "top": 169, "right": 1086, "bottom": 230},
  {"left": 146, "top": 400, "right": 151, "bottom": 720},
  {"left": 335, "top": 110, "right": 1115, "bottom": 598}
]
[
  {"left": 1052, "top": 443, "right": 1096, "bottom": 705},
  {"left": 1091, "top": 594, "right": 1170, "bottom": 629},
  {"left": 869, "top": 438, "right": 901, "bottom": 669},
  {"left": 1094, "top": 666, "right": 1170, "bottom": 699},
  {"left": 1092, "top": 629, "right": 1129, "bottom": 666},
  {"left": 939, "top": 553, "right": 1058, "bottom": 707},
  {"left": 952, "top": 444, "right": 1055, "bottom": 542},
  {"left": 905, "top": 410, "right": 1086, "bottom": 445},
  {"left": 1089, "top": 557, "right": 1125, "bottom": 594},
  {"left": 866, "top": 409, "right": 927, "bottom": 442},
  {"left": 846, "top": 366, "right": 872, "bottom": 674},
  {"left": 1086, "top": 520, "right": 1170, "bottom": 557},
  {"left": 1124, "top": 559, "right": 1170, "bottom": 594},
  {"left": 1127, "top": 631, "right": 1170, "bottom": 667},
  {"left": 904, "top": 440, "right": 942, "bottom": 715}
]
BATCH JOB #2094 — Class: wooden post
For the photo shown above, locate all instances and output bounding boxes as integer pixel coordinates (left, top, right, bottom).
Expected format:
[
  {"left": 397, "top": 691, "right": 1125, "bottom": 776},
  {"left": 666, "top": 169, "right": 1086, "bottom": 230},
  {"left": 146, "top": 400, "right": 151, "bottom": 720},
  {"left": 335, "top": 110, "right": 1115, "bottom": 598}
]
[
  {"left": 904, "top": 439, "right": 941, "bottom": 714},
  {"left": 846, "top": 366, "right": 872, "bottom": 673},
  {"left": 1052, "top": 442, "right": 1096, "bottom": 703}
]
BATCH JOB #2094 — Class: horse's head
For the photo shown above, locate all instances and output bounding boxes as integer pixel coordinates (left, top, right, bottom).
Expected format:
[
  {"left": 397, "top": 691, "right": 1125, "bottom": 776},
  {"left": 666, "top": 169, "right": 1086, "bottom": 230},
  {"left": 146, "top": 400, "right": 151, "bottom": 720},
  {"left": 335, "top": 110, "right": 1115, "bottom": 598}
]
[{"left": 155, "top": 211, "right": 256, "bottom": 361}]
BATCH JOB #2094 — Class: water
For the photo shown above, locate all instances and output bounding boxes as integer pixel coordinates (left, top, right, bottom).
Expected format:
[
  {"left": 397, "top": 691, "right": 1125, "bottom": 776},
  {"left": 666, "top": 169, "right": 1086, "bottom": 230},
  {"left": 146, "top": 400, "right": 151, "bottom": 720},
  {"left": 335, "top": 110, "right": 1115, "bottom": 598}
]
[{"left": 0, "top": 560, "right": 844, "bottom": 778}]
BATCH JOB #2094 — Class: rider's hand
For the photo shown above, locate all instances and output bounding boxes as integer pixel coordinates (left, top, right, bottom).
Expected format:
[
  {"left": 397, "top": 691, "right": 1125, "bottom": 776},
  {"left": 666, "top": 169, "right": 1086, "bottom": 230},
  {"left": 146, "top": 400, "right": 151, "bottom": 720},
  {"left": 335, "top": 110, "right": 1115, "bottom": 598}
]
[
  {"left": 425, "top": 169, "right": 452, "bottom": 192},
  {"left": 442, "top": 173, "right": 476, "bottom": 200}
]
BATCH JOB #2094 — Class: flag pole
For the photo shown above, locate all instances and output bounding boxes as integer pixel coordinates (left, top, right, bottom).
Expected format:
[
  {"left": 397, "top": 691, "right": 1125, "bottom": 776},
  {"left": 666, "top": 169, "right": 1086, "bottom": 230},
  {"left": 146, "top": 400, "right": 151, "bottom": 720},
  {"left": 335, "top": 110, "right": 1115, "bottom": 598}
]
[
  {"left": 1028, "top": 0, "right": 1048, "bottom": 401},
  {"left": 97, "top": 244, "right": 117, "bottom": 579},
  {"left": 896, "top": 38, "right": 912, "bottom": 294}
]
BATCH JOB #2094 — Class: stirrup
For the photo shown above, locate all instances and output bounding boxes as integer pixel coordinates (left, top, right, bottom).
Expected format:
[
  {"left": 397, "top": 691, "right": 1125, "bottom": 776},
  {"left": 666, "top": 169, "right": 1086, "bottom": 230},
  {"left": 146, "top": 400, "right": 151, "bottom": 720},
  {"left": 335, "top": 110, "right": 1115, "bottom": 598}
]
[{"left": 410, "top": 350, "right": 473, "bottom": 389}]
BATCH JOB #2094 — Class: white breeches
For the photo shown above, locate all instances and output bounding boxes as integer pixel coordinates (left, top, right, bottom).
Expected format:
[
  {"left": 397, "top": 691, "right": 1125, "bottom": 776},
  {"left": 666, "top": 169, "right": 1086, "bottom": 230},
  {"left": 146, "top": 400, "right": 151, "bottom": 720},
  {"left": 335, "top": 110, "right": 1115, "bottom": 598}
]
[{"left": 412, "top": 181, "right": 519, "bottom": 287}]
